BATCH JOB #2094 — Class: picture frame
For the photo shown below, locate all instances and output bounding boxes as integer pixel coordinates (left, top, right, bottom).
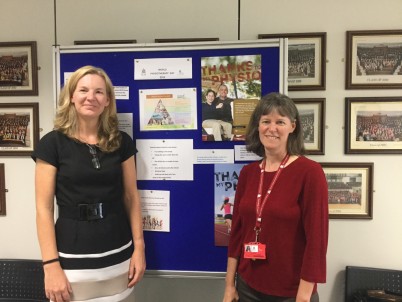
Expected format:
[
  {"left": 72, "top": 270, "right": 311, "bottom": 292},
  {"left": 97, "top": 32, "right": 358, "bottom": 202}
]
[
  {"left": 320, "top": 162, "right": 374, "bottom": 219},
  {"left": 0, "top": 41, "right": 38, "bottom": 96},
  {"left": 154, "top": 38, "right": 219, "bottom": 43},
  {"left": 346, "top": 30, "right": 402, "bottom": 89},
  {"left": 345, "top": 97, "right": 402, "bottom": 154},
  {"left": 0, "top": 102, "right": 39, "bottom": 156},
  {"left": 294, "top": 98, "right": 325, "bottom": 155},
  {"left": 258, "top": 32, "right": 326, "bottom": 91},
  {"left": 74, "top": 39, "right": 137, "bottom": 45},
  {"left": 0, "top": 163, "right": 5, "bottom": 215}
]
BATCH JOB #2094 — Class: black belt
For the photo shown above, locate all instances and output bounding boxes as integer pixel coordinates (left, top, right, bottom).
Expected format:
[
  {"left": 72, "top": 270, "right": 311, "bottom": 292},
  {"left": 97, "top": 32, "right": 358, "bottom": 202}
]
[{"left": 58, "top": 202, "right": 122, "bottom": 221}]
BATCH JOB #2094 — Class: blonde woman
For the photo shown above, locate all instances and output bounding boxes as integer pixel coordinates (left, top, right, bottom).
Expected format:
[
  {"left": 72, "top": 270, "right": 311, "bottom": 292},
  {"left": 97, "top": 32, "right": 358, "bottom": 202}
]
[{"left": 33, "top": 65, "right": 145, "bottom": 302}]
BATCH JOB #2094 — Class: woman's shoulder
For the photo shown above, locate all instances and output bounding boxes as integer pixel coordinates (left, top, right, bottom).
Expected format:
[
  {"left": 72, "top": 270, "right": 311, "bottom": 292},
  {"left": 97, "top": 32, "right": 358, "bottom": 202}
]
[
  {"left": 39, "top": 129, "right": 74, "bottom": 144},
  {"left": 39, "top": 129, "right": 63, "bottom": 143},
  {"left": 239, "top": 161, "right": 261, "bottom": 176},
  {"left": 292, "top": 155, "right": 324, "bottom": 173},
  {"left": 119, "top": 130, "right": 133, "bottom": 141}
]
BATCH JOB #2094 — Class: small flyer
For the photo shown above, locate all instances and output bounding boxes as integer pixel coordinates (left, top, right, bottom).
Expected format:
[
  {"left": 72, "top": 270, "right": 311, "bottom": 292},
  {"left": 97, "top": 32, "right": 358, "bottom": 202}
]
[{"left": 139, "top": 190, "right": 170, "bottom": 232}]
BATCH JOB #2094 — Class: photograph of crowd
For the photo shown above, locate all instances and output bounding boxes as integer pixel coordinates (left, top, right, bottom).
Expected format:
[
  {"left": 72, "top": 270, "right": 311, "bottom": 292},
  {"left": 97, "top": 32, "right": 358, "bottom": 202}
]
[
  {"left": 327, "top": 174, "right": 362, "bottom": 205},
  {"left": 346, "top": 98, "right": 402, "bottom": 154},
  {"left": 0, "top": 112, "right": 31, "bottom": 147},
  {"left": 299, "top": 109, "right": 315, "bottom": 143},
  {"left": 356, "top": 110, "right": 402, "bottom": 142},
  {"left": 258, "top": 32, "right": 326, "bottom": 90},
  {"left": 347, "top": 30, "right": 402, "bottom": 89},
  {"left": 356, "top": 42, "right": 402, "bottom": 76},
  {"left": 322, "top": 163, "right": 373, "bottom": 219},
  {"left": 0, "top": 41, "right": 38, "bottom": 96},
  {"left": 0, "top": 53, "right": 29, "bottom": 87},
  {"left": 294, "top": 98, "right": 325, "bottom": 155},
  {"left": 0, "top": 103, "right": 38, "bottom": 155},
  {"left": 288, "top": 45, "right": 315, "bottom": 78}
]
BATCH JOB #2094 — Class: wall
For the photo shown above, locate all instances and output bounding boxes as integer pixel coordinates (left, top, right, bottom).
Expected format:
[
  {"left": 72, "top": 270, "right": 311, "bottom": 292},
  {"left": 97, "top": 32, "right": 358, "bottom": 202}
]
[{"left": 0, "top": 0, "right": 401, "bottom": 301}]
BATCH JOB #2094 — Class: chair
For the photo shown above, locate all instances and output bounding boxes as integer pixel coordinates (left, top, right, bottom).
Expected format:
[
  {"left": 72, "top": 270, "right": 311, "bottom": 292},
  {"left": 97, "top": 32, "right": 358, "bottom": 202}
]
[
  {"left": 0, "top": 259, "right": 48, "bottom": 301},
  {"left": 345, "top": 266, "right": 402, "bottom": 301}
]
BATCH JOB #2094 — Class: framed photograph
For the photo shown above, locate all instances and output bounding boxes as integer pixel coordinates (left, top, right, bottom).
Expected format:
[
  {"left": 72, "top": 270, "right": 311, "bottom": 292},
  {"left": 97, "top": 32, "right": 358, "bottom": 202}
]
[
  {"left": 294, "top": 98, "right": 325, "bottom": 155},
  {"left": 320, "top": 162, "right": 374, "bottom": 219},
  {"left": 74, "top": 39, "right": 137, "bottom": 45},
  {"left": 258, "top": 32, "right": 326, "bottom": 91},
  {"left": 0, "top": 103, "right": 39, "bottom": 156},
  {"left": 346, "top": 30, "right": 402, "bottom": 89},
  {"left": 0, "top": 41, "right": 38, "bottom": 96},
  {"left": 0, "top": 163, "right": 5, "bottom": 215},
  {"left": 345, "top": 97, "right": 402, "bottom": 154},
  {"left": 155, "top": 38, "right": 219, "bottom": 43}
]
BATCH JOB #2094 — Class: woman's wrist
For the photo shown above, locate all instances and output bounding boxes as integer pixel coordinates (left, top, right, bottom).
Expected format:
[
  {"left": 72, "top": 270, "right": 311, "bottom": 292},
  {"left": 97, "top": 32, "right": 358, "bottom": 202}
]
[{"left": 42, "top": 257, "right": 60, "bottom": 266}]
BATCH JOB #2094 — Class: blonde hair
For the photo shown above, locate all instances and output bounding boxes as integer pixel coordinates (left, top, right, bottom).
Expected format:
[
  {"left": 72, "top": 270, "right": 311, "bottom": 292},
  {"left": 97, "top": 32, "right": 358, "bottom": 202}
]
[{"left": 54, "top": 65, "right": 121, "bottom": 152}]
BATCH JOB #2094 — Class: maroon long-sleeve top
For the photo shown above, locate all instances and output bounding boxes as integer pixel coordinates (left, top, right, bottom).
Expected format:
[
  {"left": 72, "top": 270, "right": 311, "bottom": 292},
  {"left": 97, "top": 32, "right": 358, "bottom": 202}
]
[{"left": 228, "top": 156, "right": 329, "bottom": 297}]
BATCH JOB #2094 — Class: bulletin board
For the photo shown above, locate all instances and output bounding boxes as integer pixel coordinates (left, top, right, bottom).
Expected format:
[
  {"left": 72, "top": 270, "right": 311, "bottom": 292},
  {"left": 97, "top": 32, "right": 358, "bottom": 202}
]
[{"left": 54, "top": 39, "right": 287, "bottom": 275}]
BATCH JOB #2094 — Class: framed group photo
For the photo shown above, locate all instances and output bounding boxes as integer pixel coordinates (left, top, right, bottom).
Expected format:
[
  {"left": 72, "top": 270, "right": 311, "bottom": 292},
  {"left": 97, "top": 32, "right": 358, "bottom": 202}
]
[
  {"left": 258, "top": 32, "right": 326, "bottom": 91},
  {"left": 346, "top": 30, "right": 402, "bottom": 89},
  {"left": 155, "top": 38, "right": 219, "bottom": 43},
  {"left": 0, "top": 41, "right": 38, "bottom": 96},
  {"left": 294, "top": 98, "right": 325, "bottom": 155},
  {"left": 0, "top": 102, "right": 39, "bottom": 156},
  {"left": 321, "top": 162, "right": 374, "bottom": 219},
  {"left": 345, "top": 97, "right": 402, "bottom": 154},
  {"left": 0, "top": 163, "right": 5, "bottom": 215}
]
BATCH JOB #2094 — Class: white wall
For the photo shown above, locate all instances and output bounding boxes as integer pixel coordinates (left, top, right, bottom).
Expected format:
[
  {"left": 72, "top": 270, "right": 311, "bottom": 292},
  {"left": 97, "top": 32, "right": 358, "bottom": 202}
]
[{"left": 1, "top": 0, "right": 401, "bottom": 301}]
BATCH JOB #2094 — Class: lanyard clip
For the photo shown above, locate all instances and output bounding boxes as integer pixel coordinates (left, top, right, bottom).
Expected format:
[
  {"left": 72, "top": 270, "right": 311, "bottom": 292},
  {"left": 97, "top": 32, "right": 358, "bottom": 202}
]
[{"left": 254, "top": 226, "right": 261, "bottom": 242}]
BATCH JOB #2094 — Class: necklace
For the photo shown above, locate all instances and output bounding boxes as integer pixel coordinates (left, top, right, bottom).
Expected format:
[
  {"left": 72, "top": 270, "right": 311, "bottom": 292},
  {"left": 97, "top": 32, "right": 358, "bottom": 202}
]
[{"left": 77, "top": 134, "right": 98, "bottom": 146}]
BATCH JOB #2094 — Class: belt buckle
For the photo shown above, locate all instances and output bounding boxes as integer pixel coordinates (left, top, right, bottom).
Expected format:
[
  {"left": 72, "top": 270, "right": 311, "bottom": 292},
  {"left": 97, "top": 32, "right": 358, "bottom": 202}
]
[{"left": 79, "top": 203, "right": 104, "bottom": 221}]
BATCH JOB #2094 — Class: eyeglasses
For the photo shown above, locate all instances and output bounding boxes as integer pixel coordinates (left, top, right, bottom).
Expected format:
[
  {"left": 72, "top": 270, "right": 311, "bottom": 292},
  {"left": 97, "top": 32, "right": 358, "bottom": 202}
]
[{"left": 87, "top": 144, "right": 101, "bottom": 170}]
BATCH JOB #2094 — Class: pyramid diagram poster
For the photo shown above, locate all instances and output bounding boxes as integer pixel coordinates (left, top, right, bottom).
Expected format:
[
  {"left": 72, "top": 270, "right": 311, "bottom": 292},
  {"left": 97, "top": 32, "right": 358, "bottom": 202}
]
[{"left": 139, "top": 88, "right": 197, "bottom": 131}]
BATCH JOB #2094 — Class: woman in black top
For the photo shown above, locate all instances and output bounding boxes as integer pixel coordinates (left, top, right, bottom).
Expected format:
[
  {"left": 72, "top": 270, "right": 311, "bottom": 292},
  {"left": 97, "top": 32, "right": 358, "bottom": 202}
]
[{"left": 32, "top": 65, "right": 145, "bottom": 302}]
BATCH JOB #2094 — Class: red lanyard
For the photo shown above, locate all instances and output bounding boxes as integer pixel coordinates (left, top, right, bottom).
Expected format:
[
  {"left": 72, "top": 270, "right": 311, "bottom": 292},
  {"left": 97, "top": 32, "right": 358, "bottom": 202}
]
[{"left": 254, "top": 153, "right": 290, "bottom": 239}]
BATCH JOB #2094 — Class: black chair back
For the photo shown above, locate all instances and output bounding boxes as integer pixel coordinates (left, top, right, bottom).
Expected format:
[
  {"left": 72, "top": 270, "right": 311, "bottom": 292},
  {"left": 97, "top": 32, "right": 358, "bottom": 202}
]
[
  {"left": 345, "top": 266, "right": 402, "bottom": 302},
  {"left": 0, "top": 259, "right": 48, "bottom": 301}
]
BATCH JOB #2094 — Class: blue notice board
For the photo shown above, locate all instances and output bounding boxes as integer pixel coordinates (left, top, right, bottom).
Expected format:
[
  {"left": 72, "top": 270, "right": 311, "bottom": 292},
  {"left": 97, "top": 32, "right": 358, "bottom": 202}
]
[{"left": 55, "top": 40, "right": 286, "bottom": 274}]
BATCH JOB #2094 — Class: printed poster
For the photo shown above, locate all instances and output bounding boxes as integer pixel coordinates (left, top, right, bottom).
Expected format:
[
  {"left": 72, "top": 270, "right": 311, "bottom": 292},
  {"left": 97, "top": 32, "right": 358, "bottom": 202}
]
[
  {"left": 214, "top": 163, "right": 246, "bottom": 246},
  {"left": 139, "top": 88, "right": 197, "bottom": 131},
  {"left": 139, "top": 190, "right": 170, "bottom": 232},
  {"left": 201, "top": 55, "right": 262, "bottom": 141}
]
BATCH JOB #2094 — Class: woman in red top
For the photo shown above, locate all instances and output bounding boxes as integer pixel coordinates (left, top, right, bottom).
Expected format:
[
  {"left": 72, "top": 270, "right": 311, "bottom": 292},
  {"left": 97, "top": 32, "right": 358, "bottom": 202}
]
[{"left": 223, "top": 93, "right": 328, "bottom": 302}]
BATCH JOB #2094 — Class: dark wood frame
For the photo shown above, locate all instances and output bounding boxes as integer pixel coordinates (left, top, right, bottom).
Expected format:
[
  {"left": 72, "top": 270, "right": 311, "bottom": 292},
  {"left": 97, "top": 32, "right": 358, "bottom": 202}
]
[
  {"left": 258, "top": 32, "right": 326, "bottom": 91},
  {"left": 0, "top": 102, "right": 39, "bottom": 156},
  {"left": 154, "top": 38, "right": 219, "bottom": 43},
  {"left": 320, "top": 162, "right": 374, "bottom": 219},
  {"left": 0, "top": 163, "right": 5, "bottom": 215},
  {"left": 0, "top": 41, "right": 38, "bottom": 96},
  {"left": 346, "top": 30, "right": 402, "bottom": 89},
  {"left": 74, "top": 39, "right": 137, "bottom": 45},
  {"left": 345, "top": 97, "right": 402, "bottom": 154},
  {"left": 294, "top": 98, "right": 325, "bottom": 155}
]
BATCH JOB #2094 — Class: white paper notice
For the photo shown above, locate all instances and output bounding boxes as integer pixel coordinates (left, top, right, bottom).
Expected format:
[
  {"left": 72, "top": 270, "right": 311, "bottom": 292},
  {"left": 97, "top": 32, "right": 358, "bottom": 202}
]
[
  {"left": 114, "top": 86, "right": 129, "bottom": 100},
  {"left": 234, "top": 145, "right": 262, "bottom": 161},
  {"left": 117, "top": 113, "right": 133, "bottom": 138},
  {"left": 136, "top": 139, "right": 193, "bottom": 180},
  {"left": 139, "top": 190, "right": 170, "bottom": 232},
  {"left": 63, "top": 72, "right": 73, "bottom": 85},
  {"left": 134, "top": 57, "right": 192, "bottom": 80},
  {"left": 193, "top": 149, "right": 234, "bottom": 164}
]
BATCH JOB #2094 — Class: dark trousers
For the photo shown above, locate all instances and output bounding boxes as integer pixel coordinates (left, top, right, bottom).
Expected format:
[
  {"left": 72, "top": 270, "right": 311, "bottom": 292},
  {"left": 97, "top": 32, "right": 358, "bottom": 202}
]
[{"left": 236, "top": 275, "right": 319, "bottom": 302}]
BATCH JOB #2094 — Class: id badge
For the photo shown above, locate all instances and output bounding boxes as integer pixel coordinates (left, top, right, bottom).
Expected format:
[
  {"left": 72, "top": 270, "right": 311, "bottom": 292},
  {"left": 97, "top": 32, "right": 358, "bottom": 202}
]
[{"left": 243, "top": 242, "right": 266, "bottom": 260}]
